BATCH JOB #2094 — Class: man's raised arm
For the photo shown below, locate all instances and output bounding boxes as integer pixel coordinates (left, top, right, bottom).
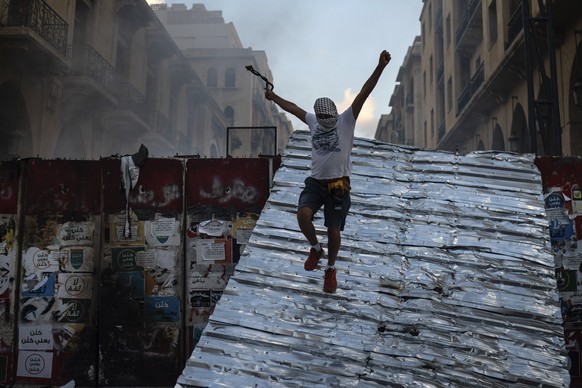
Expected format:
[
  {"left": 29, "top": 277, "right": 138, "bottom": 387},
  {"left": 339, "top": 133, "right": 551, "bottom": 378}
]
[
  {"left": 351, "top": 50, "right": 391, "bottom": 120},
  {"left": 265, "top": 90, "right": 308, "bottom": 124}
]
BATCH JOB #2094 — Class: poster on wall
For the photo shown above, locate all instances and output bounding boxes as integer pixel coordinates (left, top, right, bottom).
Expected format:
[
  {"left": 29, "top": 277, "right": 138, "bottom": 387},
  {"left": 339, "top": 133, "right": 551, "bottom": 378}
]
[
  {"left": 54, "top": 299, "right": 91, "bottom": 324},
  {"left": 22, "top": 248, "right": 61, "bottom": 274},
  {"left": 18, "top": 324, "right": 53, "bottom": 351},
  {"left": 60, "top": 247, "right": 94, "bottom": 272},
  {"left": 556, "top": 268, "right": 578, "bottom": 292},
  {"left": 187, "top": 265, "right": 228, "bottom": 291},
  {"left": 16, "top": 351, "right": 53, "bottom": 379},
  {"left": 144, "top": 296, "right": 180, "bottom": 322},
  {"left": 58, "top": 222, "right": 95, "bottom": 247},
  {"left": 145, "top": 216, "right": 180, "bottom": 246},
  {"left": 22, "top": 273, "right": 56, "bottom": 298},
  {"left": 111, "top": 247, "right": 145, "bottom": 272},
  {"left": 108, "top": 213, "right": 145, "bottom": 245},
  {"left": 198, "top": 219, "right": 228, "bottom": 237},
  {"left": 56, "top": 274, "right": 92, "bottom": 299},
  {"left": 195, "top": 239, "right": 231, "bottom": 264},
  {"left": 20, "top": 297, "right": 55, "bottom": 323},
  {"left": 545, "top": 192, "right": 574, "bottom": 241},
  {"left": 572, "top": 186, "right": 582, "bottom": 215}
]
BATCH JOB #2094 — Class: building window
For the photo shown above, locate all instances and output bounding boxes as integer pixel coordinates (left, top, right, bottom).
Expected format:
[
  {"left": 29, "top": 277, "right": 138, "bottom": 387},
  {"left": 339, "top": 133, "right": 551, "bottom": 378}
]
[
  {"left": 446, "top": 14, "right": 451, "bottom": 48},
  {"left": 225, "top": 68, "right": 236, "bottom": 88},
  {"left": 116, "top": 38, "right": 130, "bottom": 78},
  {"left": 430, "top": 55, "right": 433, "bottom": 84},
  {"left": 428, "top": 3, "right": 432, "bottom": 31},
  {"left": 488, "top": 0, "right": 498, "bottom": 46},
  {"left": 207, "top": 68, "right": 217, "bottom": 87},
  {"left": 447, "top": 77, "right": 452, "bottom": 112},
  {"left": 224, "top": 106, "right": 234, "bottom": 126},
  {"left": 431, "top": 108, "right": 435, "bottom": 139},
  {"left": 409, "top": 77, "right": 414, "bottom": 101}
]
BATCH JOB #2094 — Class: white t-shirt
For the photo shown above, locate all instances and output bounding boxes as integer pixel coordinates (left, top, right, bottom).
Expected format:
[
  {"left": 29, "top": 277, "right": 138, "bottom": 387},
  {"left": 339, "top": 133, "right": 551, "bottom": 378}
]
[{"left": 305, "top": 106, "right": 356, "bottom": 180}]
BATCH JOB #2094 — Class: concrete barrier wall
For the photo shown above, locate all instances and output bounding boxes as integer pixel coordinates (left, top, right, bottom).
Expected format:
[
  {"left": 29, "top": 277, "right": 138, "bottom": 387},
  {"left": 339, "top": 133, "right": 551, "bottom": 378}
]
[
  {"left": 0, "top": 156, "right": 279, "bottom": 387},
  {"left": 537, "top": 156, "right": 582, "bottom": 386}
]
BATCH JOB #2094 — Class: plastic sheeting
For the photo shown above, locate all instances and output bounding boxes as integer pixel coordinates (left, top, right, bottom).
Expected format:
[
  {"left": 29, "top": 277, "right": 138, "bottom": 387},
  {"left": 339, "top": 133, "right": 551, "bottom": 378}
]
[{"left": 176, "top": 131, "right": 569, "bottom": 387}]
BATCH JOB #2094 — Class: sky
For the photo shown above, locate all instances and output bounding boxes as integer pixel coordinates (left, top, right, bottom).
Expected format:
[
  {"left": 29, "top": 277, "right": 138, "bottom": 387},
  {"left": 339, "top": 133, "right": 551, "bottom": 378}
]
[{"left": 148, "top": 1, "right": 424, "bottom": 139}]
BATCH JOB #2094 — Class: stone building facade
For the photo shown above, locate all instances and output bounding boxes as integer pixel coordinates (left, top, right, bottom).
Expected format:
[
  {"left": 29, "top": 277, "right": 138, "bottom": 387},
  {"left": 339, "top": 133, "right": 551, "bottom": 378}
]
[
  {"left": 378, "top": 0, "right": 582, "bottom": 156},
  {"left": 0, "top": 0, "right": 291, "bottom": 160},
  {"left": 152, "top": 3, "right": 293, "bottom": 157},
  {"left": 377, "top": 36, "right": 423, "bottom": 146},
  {"left": 0, "top": 0, "right": 232, "bottom": 159}
]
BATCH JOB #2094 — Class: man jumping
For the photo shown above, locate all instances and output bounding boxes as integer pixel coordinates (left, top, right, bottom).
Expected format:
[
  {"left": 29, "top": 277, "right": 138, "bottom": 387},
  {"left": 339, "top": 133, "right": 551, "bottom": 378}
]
[{"left": 265, "top": 50, "right": 391, "bottom": 293}]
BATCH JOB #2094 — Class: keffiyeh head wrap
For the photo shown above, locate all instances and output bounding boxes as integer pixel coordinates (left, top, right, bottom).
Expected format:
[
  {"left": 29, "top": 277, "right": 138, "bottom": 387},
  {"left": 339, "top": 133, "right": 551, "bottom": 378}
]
[{"left": 314, "top": 97, "right": 338, "bottom": 131}]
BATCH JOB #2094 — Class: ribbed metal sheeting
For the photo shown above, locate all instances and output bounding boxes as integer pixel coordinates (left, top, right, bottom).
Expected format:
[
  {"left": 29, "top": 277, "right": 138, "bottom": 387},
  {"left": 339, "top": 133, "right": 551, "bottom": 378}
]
[{"left": 176, "top": 130, "right": 569, "bottom": 387}]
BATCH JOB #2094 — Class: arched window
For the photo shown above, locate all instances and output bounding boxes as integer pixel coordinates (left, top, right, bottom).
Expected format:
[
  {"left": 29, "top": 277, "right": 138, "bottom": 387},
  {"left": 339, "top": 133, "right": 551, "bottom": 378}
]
[
  {"left": 225, "top": 68, "right": 236, "bottom": 88},
  {"left": 491, "top": 123, "right": 505, "bottom": 151},
  {"left": 224, "top": 106, "right": 234, "bottom": 126},
  {"left": 207, "top": 68, "right": 217, "bottom": 87},
  {"left": 509, "top": 103, "right": 529, "bottom": 153}
]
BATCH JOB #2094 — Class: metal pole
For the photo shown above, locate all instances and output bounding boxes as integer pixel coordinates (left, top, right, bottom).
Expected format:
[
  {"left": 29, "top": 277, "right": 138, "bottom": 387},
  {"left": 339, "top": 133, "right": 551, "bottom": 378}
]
[
  {"left": 543, "top": 0, "right": 562, "bottom": 155},
  {"left": 522, "top": 0, "right": 538, "bottom": 154}
]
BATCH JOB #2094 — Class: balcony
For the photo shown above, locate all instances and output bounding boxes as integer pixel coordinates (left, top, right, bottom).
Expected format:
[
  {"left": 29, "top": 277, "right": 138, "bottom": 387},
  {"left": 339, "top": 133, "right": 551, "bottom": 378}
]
[
  {"left": 405, "top": 94, "right": 414, "bottom": 111},
  {"left": 455, "top": 0, "right": 483, "bottom": 52},
  {"left": 457, "top": 63, "right": 484, "bottom": 115},
  {"left": 169, "top": 58, "right": 195, "bottom": 88},
  {"left": 147, "top": 110, "right": 174, "bottom": 143},
  {"left": 115, "top": 82, "right": 146, "bottom": 119},
  {"left": 103, "top": 81, "right": 149, "bottom": 138},
  {"left": 63, "top": 45, "right": 116, "bottom": 108},
  {"left": 0, "top": 0, "right": 68, "bottom": 70}
]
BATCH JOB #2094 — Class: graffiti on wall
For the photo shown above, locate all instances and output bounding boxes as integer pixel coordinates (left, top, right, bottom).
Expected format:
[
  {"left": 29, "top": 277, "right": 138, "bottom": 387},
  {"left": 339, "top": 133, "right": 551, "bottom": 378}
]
[{"left": 199, "top": 177, "right": 259, "bottom": 204}]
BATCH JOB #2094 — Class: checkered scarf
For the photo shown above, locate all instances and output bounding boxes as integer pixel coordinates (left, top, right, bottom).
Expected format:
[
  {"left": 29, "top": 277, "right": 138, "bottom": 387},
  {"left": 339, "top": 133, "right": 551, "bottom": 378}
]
[{"left": 314, "top": 97, "right": 338, "bottom": 131}]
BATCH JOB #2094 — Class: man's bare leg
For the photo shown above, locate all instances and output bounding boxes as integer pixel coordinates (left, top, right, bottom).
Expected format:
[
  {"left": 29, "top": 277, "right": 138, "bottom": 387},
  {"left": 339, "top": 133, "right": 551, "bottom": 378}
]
[
  {"left": 297, "top": 207, "right": 317, "bottom": 246},
  {"left": 298, "top": 207, "right": 325, "bottom": 271},
  {"left": 326, "top": 227, "right": 341, "bottom": 266}
]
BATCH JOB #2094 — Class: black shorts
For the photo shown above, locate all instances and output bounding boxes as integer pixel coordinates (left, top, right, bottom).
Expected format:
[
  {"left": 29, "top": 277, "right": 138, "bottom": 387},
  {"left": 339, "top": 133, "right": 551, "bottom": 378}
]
[{"left": 298, "top": 177, "right": 351, "bottom": 231}]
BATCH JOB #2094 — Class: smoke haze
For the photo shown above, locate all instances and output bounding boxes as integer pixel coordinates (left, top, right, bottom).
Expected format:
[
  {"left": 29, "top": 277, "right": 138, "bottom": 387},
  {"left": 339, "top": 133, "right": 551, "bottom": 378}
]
[{"left": 148, "top": 0, "right": 423, "bottom": 139}]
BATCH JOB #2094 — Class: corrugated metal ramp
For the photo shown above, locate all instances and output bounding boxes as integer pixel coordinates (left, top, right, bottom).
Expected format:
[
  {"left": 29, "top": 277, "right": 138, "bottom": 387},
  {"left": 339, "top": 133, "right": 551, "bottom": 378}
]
[{"left": 177, "top": 130, "right": 569, "bottom": 387}]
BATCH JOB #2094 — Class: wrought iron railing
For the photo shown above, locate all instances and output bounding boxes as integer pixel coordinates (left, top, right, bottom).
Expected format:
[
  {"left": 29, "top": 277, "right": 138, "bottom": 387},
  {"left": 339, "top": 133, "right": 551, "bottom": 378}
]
[
  {"left": 154, "top": 110, "right": 170, "bottom": 139},
  {"left": 436, "top": 60, "right": 444, "bottom": 85},
  {"left": 1, "top": 0, "right": 68, "bottom": 56},
  {"left": 68, "top": 45, "right": 116, "bottom": 96},
  {"left": 455, "top": 0, "right": 481, "bottom": 46},
  {"left": 437, "top": 120, "right": 446, "bottom": 142},
  {"left": 115, "top": 82, "right": 146, "bottom": 119},
  {"left": 506, "top": 4, "right": 524, "bottom": 49},
  {"left": 457, "top": 63, "right": 485, "bottom": 114}
]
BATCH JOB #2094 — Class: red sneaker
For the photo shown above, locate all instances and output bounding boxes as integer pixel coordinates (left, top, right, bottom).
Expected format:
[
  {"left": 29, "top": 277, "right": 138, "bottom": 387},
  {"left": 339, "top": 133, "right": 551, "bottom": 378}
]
[
  {"left": 323, "top": 268, "right": 337, "bottom": 293},
  {"left": 304, "top": 247, "right": 324, "bottom": 271}
]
